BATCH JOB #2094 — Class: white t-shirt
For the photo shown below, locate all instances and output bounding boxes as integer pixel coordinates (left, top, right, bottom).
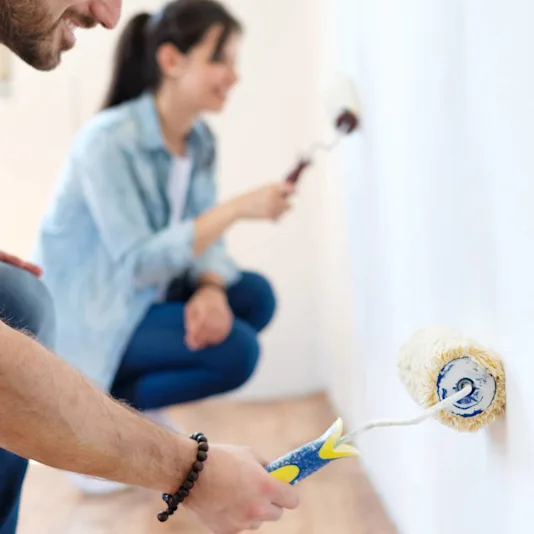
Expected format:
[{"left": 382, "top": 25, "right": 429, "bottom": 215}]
[
  {"left": 167, "top": 154, "right": 192, "bottom": 224},
  {"left": 157, "top": 154, "right": 192, "bottom": 301}
]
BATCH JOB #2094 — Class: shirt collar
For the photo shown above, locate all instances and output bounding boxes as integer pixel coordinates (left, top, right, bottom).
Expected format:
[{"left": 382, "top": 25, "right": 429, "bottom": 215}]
[{"left": 134, "top": 92, "right": 205, "bottom": 154}]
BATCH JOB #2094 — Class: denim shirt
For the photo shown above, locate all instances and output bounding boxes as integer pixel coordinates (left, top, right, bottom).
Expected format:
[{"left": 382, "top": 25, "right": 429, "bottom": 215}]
[{"left": 33, "top": 92, "right": 241, "bottom": 391}]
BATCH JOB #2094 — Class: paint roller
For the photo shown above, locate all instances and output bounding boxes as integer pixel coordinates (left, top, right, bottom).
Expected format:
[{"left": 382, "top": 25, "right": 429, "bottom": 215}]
[
  {"left": 265, "top": 325, "right": 506, "bottom": 484},
  {"left": 284, "top": 74, "right": 361, "bottom": 185}
]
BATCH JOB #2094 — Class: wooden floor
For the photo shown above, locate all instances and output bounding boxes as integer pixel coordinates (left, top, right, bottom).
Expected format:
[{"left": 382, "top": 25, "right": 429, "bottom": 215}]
[{"left": 17, "top": 393, "right": 397, "bottom": 534}]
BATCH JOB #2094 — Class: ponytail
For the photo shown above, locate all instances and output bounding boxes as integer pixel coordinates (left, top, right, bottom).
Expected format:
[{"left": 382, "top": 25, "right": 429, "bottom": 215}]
[
  {"left": 100, "top": 13, "right": 152, "bottom": 110},
  {"left": 100, "top": 1, "right": 242, "bottom": 111}
]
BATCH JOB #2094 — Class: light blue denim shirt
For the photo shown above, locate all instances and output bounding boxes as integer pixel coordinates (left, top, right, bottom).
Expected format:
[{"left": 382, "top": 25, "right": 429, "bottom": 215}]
[{"left": 33, "top": 92, "right": 241, "bottom": 391}]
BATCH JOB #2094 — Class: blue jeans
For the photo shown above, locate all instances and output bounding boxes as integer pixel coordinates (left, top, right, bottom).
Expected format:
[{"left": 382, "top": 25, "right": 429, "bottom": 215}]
[
  {"left": 0, "top": 263, "right": 55, "bottom": 534},
  {"left": 111, "top": 272, "right": 276, "bottom": 410}
]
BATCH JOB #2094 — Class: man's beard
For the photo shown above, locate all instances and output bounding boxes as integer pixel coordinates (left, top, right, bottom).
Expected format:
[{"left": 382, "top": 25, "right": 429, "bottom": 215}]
[
  {"left": 0, "top": 0, "right": 62, "bottom": 71},
  {"left": 0, "top": 0, "right": 98, "bottom": 70}
]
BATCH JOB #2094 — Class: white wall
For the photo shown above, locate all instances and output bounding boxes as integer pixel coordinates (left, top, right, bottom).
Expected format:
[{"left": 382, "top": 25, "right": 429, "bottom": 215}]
[
  {"left": 312, "top": 0, "right": 364, "bottom": 421},
  {"left": 324, "top": 0, "right": 534, "bottom": 533},
  {"left": 0, "top": 0, "right": 334, "bottom": 399}
]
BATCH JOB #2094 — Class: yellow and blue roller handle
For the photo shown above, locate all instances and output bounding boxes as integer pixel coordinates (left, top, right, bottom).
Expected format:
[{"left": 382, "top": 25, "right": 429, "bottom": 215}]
[{"left": 265, "top": 418, "right": 359, "bottom": 485}]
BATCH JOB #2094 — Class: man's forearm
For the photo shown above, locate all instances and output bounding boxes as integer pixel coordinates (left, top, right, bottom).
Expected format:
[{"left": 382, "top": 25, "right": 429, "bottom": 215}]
[{"left": 0, "top": 320, "right": 195, "bottom": 493}]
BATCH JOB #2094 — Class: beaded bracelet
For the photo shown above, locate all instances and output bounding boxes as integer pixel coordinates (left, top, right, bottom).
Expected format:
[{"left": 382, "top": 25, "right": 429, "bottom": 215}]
[{"left": 157, "top": 432, "right": 209, "bottom": 522}]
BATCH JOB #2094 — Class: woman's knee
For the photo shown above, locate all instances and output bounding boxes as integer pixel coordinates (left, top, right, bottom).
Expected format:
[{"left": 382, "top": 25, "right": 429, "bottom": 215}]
[
  {"left": 0, "top": 263, "right": 55, "bottom": 347},
  {"left": 233, "top": 271, "right": 277, "bottom": 331},
  {"left": 216, "top": 320, "right": 261, "bottom": 391}
]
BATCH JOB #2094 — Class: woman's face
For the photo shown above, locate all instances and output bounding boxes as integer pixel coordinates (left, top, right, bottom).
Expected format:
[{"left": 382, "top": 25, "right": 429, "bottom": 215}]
[{"left": 164, "top": 24, "right": 241, "bottom": 113}]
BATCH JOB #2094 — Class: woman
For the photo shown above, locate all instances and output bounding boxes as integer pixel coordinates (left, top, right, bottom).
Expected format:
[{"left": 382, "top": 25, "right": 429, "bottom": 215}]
[{"left": 34, "top": 0, "right": 295, "bottom": 493}]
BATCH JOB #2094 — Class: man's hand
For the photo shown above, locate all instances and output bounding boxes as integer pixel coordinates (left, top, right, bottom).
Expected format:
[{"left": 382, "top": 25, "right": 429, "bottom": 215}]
[
  {"left": 187, "top": 444, "right": 300, "bottom": 533},
  {"left": 184, "top": 285, "right": 233, "bottom": 351},
  {"left": 0, "top": 250, "right": 42, "bottom": 277}
]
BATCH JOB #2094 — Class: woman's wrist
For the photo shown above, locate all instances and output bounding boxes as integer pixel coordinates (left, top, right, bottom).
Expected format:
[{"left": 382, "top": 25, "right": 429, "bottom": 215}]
[
  {"left": 198, "top": 275, "right": 226, "bottom": 293},
  {"left": 197, "top": 283, "right": 226, "bottom": 298},
  {"left": 224, "top": 196, "right": 245, "bottom": 221}
]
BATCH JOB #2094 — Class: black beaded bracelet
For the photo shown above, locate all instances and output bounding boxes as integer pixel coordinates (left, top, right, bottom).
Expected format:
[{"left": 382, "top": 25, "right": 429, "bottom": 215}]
[{"left": 157, "top": 432, "right": 209, "bottom": 523}]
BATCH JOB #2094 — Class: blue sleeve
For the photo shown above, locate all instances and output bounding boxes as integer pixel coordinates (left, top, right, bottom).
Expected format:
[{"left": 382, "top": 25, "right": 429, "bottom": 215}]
[
  {"left": 189, "top": 235, "right": 241, "bottom": 286},
  {"left": 76, "top": 134, "right": 195, "bottom": 289}
]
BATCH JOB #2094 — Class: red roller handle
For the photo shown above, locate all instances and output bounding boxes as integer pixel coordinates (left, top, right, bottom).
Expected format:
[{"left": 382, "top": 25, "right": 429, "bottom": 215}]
[
  {"left": 285, "top": 158, "right": 312, "bottom": 184},
  {"left": 284, "top": 109, "right": 358, "bottom": 185}
]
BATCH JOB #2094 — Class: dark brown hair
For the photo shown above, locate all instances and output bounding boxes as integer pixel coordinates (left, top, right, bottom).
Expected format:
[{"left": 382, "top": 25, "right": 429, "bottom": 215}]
[{"left": 101, "top": 0, "right": 242, "bottom": 109}]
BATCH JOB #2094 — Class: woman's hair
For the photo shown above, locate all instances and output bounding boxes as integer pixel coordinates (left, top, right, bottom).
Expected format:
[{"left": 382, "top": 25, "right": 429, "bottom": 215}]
[{"left": 101, "top": 0, "right": 242, "bottom": 110}]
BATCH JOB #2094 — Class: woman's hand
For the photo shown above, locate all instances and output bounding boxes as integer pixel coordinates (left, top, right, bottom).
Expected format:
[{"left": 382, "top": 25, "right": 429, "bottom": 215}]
[
  {"left": 231, "top": 182, "right": 295, "bottom": 221},
  {"left": 184, "top": 286, "right": 233, "bottom": 351},
  {"left": 0, "top": 250, "right": 43, "bottom": 277},
  {"left": 191, "top": 182, "right": 296, "bottom": 258}
]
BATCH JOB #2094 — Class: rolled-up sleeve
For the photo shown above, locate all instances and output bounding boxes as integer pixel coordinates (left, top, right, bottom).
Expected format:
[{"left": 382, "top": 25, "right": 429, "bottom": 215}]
[
  {"left": 76, "top": 135, "right": 195, "bottom": 289},
  {"left": 189, "top": 238, "right": 240, "bottom": 286}
]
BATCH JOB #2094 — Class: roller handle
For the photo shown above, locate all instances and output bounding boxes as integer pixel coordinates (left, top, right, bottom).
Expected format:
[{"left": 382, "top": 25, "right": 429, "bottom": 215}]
[
  {"left": 265, "top": 442, "right": 324, "bottom": 485},
  {"left": 284, "top": 109, "right": 357, "bottom": 186},
  {"left": 265, "top": 418, "right": 359, "bottom": 485},
  {"left": 285, "top": 158, "right": 312, "bottom": 184}
]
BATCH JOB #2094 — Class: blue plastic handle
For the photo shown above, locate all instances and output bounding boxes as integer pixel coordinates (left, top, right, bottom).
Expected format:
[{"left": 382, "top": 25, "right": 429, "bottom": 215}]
[{"left": 265, "top": 418, "right": 359, "bottom": 485}]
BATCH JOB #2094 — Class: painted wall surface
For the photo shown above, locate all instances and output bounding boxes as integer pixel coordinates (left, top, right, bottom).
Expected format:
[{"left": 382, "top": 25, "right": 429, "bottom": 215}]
[{"left": 323, "top": 1, "right": 534, "bottom": 533}]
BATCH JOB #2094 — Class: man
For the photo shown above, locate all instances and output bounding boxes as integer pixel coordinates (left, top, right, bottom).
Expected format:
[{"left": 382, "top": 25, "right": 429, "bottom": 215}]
[{"left": 0, "top": 1, "right": 299, "bottom": 533}]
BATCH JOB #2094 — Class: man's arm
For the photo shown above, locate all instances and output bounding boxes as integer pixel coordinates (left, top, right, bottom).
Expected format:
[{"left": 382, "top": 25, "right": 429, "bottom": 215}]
[
  {"left": 0, "top": 319, "right": 195, "bottom": 492},
  {"left": 0, "top": 320, "right": 299, "bottom": 532}
]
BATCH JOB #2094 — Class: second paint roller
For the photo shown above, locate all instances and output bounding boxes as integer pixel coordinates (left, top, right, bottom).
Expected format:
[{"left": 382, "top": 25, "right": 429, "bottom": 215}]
[
  {"left": 284, "top": 74, "right": 361, "bottom": 185},
  {"left": 265, "top": 326, "right": 506, "bottom": 484}
]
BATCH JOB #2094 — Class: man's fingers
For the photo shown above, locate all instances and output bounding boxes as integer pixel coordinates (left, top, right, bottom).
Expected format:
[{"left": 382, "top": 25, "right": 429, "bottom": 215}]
[
  {"left": 261, "top": 505, "right": 284, "bottom": 522},
  {"left": 0, "top": 252, "right": 24, "bottom": 267},
  {"left": 269, "top": 479, "right": 300, "bottom": 510},
  {"left": 254, "top": 451, "right": 270, "bottom": 467},
  {"left": 0, "top": 253, "right": 43, "bottom": 277},
  {"left": 22, "top": 262, "right": 43, "bottom": 277}
]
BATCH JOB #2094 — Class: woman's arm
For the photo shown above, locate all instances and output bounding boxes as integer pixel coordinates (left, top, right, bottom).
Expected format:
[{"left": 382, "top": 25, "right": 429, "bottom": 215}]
[
  {"left": 77, "top": 133, "right": 293, "bottom": 290},
  {"left": 77, "top": 135, "right": 241, "bottom": 289},
  {"left": 193, "top": 199, "right": 241, "bottom": 256}
]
